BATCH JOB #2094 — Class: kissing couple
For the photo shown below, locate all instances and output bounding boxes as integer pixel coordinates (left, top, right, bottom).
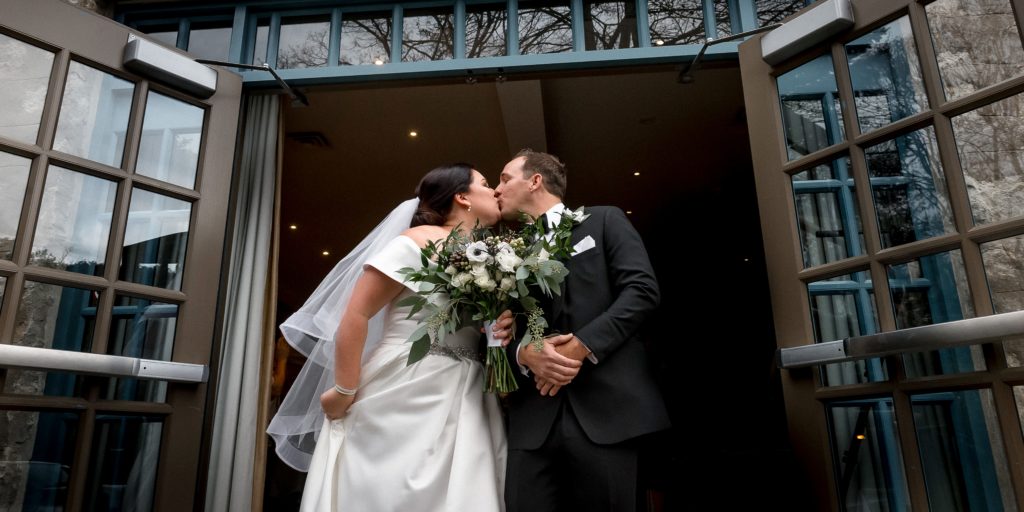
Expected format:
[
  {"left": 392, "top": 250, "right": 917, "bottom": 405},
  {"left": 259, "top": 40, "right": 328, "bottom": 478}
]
[{"left": 267, "top": 149, "right": 669, "bottom": 511}]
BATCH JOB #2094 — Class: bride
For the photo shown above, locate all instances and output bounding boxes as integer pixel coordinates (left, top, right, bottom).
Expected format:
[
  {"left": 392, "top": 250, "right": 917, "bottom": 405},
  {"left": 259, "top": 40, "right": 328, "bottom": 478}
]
[{"left": 267, "top": 163, "right": 507, "bottom": 511}]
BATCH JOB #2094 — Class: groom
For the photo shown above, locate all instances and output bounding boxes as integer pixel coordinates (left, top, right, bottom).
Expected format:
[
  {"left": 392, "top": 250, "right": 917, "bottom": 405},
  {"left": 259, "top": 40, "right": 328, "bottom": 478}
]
[{"left": 492, "top": 149, "right": 670, "bottom": 511}]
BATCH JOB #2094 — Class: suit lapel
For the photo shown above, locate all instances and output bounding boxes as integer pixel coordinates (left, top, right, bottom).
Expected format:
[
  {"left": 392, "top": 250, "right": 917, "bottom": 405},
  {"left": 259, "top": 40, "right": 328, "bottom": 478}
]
[{"left": 552, "top": 219, "right": 587, "bottom": 327}]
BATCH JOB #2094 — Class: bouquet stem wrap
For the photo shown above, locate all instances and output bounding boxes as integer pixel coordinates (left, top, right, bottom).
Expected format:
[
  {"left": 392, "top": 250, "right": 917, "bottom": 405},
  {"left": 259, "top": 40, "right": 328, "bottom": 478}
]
[{"left": 484, "top": 320, "right": 517, "bottom": 393}]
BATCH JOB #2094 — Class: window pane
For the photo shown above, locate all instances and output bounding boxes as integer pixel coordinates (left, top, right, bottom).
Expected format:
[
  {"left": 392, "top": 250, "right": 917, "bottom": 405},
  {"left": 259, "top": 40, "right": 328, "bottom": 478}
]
[
  {"left": 0, "top": 151, "right": 32, "bottom": 260},
  {"left": 926, "top": 0, "right": 1024, "bottom": 101},
  {"left": 792, "top": 157, "right": 865, "bottom": 267},
  {"left": 756, "top": 0, "right": 806, "bottom": 27},
  {"left": 951, "top": 92, "right": 1024, "bottom": 225},
  {"left": 912, "top": 389, "right": 1017, "bottom": 511},
  {"left": 519, "top": 1, "right": 573, "bottom": 55},
  {"left": 252, "top": 18, "right": 270, "bottom": 66},
  {"left": 103, "top": 296, "right": 178, "bottom": 402},
  {"left": 808, "top": 271, "right": 886, "bottom": 385},
  {"left": 83, "top": 414, "right": 163, "bottom": 512},
  {"left": 713, "top": 0, "right": 731, "bottom": 38},
  {"left": 402, "top": 8, "right": 455, "bottom": 62},
  {"left": 466, "top": 4, "right": 507, "bottom": 58},
  {"left": 119, "top": 188, "right": 192, "bottom": 291},
  {"left": 828, "top": 398, "right": 911, "bottom": 511},
  {"left": 186, "top": 21, "right": 232, "bottom": 62},
  {"left": 887, "top": 249, "right": 984, "bottom": 378},
  {"left": 140, "top": 25, "right": 178, "bottom": 48},
  {"left": 0, "top": 33, "right": 55, "bottom": 145},
  {"left": 136, "top": 91, "right": 204, "bottom": 189},
  {"left": 53, "top": 61, "right": 134, "bottom": 168},
  {"left": 648, "top": 0, "right": 704, "bottom": 46},
  {"left": 0, "top": 410, "right": 79, "bottom": 511},
  {"left": 30, "top": 166, "right": 116, "bottom": 276},
  {"left": 845, "top": 17, "right": 928, "bottom": 134},
  {"left": 339, "top": 12, "right": 392, "bottom": 65},
  {"left": 1015, "top": 386, "right": 1024, "bottom": 448},
  {"left": 4, "top": 281, "right": 98, "bottom": 397},
  {"left": 277, "top": 16, "right": 331, "bottom": 69},
  {"left": 777, "top": 54, "right": 845, "bottom": 160},
  {"left": 584, "top": 2, "right": 638, "bottom": 50},
  {"left": 980, "top": 234, "right": 1024, "bottom": 367},
  {"left": 865, "top": 126, "right": 956, "bottom": 249}
]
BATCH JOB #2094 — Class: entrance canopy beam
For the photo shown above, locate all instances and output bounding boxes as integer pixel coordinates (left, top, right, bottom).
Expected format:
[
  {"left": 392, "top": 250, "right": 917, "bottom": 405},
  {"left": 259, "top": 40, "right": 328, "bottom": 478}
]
[{"left": 237, "top": 43, "right": 741, "bottom": 87}]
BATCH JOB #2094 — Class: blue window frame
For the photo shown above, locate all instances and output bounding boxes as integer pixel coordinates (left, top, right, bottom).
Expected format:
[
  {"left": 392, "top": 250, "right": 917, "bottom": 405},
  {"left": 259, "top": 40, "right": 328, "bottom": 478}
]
[{"left": 120, "top": 0, "right": 811, "bottom": 85}]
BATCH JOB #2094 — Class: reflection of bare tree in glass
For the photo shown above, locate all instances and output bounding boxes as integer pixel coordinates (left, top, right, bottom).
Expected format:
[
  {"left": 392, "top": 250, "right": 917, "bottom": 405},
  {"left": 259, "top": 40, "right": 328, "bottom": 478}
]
[
  {"left": 648, "top": 0, "right": 703, "bottom": 45},
  {"left": 467, "top": 8, "right": 507, "bottom": 58},
  {"left": 340, "top": 17, "right": 392, "bottom": 65},
  {"left": 277, "top": 26, "right": 329, "bottom": 69},
  {"left": 713, "top": 0, "right": 731, "bottom": 36},
  {"left": 755, "top": 0, "right": 806, "bottom": 26},
  {"left": 519, "top": 4, "right": 574, "bottom": 54},
  {"left": 865, "top": 130, "right": 947, "bottom": 248},
  {"left": 402, "top": 13, "right": 455, "bottom": 62},
  {"left": 847, "top": 20, "right": 927, "bottom": 133},
  {"left": 584, "top": 2, "right": 638, "bottom": 50}
]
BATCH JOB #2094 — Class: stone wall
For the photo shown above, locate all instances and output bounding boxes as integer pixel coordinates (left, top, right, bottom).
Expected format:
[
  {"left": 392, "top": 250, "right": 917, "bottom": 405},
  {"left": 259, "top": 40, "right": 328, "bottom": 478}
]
[{"left": 60, "top": 0, "right": 114, "bottom": 17}]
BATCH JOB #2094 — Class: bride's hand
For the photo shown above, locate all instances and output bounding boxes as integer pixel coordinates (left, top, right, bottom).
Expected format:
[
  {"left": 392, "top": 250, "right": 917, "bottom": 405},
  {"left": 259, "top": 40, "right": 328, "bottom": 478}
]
[{"left": 320, "top": 389, "right": 356, "bottom": 420}]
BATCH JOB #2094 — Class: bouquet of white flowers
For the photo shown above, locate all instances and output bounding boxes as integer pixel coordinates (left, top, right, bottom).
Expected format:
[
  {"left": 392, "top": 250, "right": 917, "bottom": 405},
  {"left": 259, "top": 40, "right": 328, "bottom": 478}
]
[{"left": 398, "top": 208, "right": 587, "bottom": 393}]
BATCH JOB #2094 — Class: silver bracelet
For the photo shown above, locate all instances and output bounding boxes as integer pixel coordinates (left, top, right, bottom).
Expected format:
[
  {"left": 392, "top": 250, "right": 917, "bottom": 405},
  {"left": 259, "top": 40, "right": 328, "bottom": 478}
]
[{"left": 333, "top": 383, "right": 357, "bottom": 396}]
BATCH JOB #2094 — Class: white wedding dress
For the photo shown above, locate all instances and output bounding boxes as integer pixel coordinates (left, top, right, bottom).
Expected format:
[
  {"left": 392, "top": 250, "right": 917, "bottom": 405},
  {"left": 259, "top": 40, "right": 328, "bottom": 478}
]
[{"left": 299, "top": 235, "right": 507, "bottom": 512}]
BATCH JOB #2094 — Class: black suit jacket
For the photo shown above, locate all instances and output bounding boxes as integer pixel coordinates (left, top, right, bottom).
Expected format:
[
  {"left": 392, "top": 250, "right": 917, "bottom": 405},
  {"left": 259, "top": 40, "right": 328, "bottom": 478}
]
[{"left": 505, "top": 206, "right": 670, "bottom": 449}]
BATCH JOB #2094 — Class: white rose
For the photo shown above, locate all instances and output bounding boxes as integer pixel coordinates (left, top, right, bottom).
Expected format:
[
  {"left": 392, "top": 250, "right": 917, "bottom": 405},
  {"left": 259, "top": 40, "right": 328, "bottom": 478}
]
[
  {"left": 474, "top": 272, "right": 497, "bottom": 291},
  {"left": 444, "top": 264, "right": 457, "bottom": 275},
  {"left": 466, "top": 241, "right": 492, "bottom": 264},
  {"left": 452, "top": 272, "right": 474, "bottom": 289},
  {"left": 470, "top": 264, "right": 489, "bottom": 278},
  {"left": 495, "top": 243, "right": 522, "bottom": 273},
  {"left": 499, "top": 276, "right": 515, "bottom": 291}
]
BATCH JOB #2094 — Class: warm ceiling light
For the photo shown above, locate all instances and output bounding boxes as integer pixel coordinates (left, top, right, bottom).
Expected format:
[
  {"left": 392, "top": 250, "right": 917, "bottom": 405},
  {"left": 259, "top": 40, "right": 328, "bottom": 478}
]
[
  {"left": 289, "top": 224, "right": 297, "bottom": 230},
  {"left": 654, "top": 39, "right": 665, "bottom": 46},
  {"left": 626, "top": 210, "right": 633, "bottom": 214},
  {"left": 409, "top": 131, "right": 418, "bottom": 138},
  {"left": 322, "top": 250, "right": 330, "bottom": 256},
  {"left": 855, "top": 434, "right": 866, "bottom": 440},
  {"left": 633, "top": 171, "right": 640, "bottom": 176},
  {"left": 374, "top": 58, "right": 384, "bottom": 65}
]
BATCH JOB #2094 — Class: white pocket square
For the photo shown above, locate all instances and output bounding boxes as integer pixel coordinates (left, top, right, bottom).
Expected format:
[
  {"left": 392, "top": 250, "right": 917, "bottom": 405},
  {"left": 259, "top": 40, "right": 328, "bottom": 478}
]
[{"left": 571, "top": 235, "right": 596, "bottom": 256}]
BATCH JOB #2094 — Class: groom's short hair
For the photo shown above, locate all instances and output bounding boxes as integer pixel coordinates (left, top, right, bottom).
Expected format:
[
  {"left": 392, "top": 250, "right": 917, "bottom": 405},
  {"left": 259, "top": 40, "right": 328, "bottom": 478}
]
[{"left": 516, "top": 149, "right": 567, "bottom": 198}]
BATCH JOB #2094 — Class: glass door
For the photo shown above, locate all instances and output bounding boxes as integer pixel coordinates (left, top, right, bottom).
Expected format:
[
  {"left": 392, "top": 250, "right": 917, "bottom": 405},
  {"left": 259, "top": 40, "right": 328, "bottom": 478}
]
[
  {"left": 0, "top": 0, "right": 241, "bottom": 510},
  {"left": 739, "top": 0, "right": 1024, "bottom": 509}
]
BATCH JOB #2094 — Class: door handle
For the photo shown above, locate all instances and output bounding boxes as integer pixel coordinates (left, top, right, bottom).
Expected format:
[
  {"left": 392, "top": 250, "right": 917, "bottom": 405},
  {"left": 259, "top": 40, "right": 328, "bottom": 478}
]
[
  {"left": 778, "top": 310, "right": 1024, "bottom": 369},
  {"left": 0, "top": 343, "right": 207, "bottom": 383}
]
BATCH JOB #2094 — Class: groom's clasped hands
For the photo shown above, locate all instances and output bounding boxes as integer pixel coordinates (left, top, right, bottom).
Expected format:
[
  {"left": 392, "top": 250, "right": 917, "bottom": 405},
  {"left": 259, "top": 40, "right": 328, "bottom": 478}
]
[{"left": 491, "top": 310, "right": 584, "bottom": 396}]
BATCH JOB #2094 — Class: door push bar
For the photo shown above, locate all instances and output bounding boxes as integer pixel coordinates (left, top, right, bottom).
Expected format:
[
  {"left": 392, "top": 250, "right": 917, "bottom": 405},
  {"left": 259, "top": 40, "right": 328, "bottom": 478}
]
[
  {"left": 778, "top": 310, "right": 1024, "bottom": 369},
  {"left": 0, "top": 344, "right": 207, "bottom": 383}
]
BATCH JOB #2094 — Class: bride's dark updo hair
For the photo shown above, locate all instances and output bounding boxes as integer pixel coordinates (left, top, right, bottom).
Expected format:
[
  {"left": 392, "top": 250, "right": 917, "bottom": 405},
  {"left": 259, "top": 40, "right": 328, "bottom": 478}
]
[{"left": 411, "top": 163, "right": 475, "bottom": 227}]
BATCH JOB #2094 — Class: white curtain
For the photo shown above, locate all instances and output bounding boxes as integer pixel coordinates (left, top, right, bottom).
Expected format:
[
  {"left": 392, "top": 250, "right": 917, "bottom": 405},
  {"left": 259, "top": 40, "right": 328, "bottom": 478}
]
[{"left": 205, "top": 94, "right": 280, "bottom": 512}]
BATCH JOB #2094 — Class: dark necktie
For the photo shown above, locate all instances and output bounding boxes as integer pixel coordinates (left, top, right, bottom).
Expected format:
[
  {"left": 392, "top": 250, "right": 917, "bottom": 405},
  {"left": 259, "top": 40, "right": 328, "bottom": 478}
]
[{"left": 537, "top": 214, "right": 549, "bottom": 236}]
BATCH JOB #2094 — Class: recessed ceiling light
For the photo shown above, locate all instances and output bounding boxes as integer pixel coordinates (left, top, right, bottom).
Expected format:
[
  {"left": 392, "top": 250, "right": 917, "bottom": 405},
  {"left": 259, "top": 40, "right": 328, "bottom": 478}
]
[
  {"left": 626, "top": 210, "right": 633, "bottom": 214},
  {"left": 633, "top": 171, "right": 640, "bottom": 176},
  {"left": 409, "top": 131, "right": 418, "bottom": 138},
  {"left": 374, "top": 58, "right": 384, "bottom": 66},
  {"left": 289, "top": 224, "right": 297, "bottom": 230},
  {"left": 855, "top": 434, "right": 866, "bottom": 440},
  {"left": 322, "top": 250, "right": 330, "bottom": 256},
  {"left": 654, "top": 39, "right": 665, "bottom": 46}
]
